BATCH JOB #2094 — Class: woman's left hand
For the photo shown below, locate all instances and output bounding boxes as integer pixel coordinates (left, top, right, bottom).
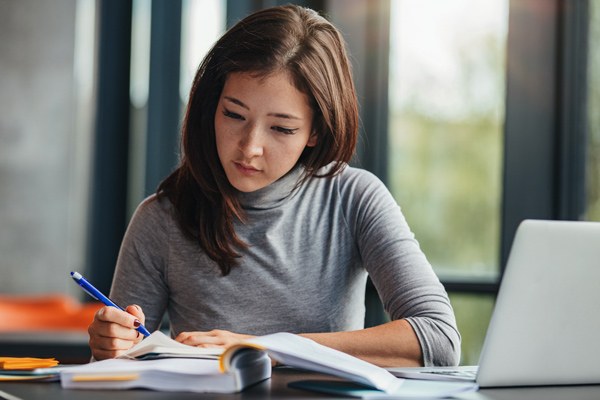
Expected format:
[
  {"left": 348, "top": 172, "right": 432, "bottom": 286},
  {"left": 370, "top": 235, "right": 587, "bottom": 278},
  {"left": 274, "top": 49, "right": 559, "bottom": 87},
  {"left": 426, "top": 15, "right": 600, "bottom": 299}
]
[{"left": 175, "top": 329, "right": 254, "bottom": 348}]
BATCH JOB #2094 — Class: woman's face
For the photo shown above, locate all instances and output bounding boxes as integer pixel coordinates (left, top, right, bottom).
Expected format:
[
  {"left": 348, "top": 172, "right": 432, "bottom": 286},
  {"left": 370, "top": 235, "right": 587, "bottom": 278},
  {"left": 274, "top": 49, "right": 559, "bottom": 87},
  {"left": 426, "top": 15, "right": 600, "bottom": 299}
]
[{"left": 214, "top": 71, "right": 317, "bottom": 193}]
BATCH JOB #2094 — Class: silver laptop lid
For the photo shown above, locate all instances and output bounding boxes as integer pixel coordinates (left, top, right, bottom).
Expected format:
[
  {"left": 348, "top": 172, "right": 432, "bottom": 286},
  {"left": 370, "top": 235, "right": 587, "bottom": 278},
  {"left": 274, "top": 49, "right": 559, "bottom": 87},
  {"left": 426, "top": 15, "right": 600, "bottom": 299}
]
[{"left": 477, "top": 219, "right": 600, "bottom": 387}]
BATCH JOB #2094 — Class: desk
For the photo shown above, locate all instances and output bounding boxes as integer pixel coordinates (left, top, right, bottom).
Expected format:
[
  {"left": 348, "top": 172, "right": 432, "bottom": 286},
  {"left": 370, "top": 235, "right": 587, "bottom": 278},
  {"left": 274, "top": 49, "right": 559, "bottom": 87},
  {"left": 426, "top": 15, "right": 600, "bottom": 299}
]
[{"left": 1, "top": 367, "right": 600, "bottom": 400}]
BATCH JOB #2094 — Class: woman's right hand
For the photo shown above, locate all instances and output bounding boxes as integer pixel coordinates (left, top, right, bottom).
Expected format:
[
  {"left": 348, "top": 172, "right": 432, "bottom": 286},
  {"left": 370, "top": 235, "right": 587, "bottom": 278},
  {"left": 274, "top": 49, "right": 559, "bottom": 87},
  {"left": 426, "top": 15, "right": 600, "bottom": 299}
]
[{"left": 88, "top": 304, "right": 146, "bottom": 360}]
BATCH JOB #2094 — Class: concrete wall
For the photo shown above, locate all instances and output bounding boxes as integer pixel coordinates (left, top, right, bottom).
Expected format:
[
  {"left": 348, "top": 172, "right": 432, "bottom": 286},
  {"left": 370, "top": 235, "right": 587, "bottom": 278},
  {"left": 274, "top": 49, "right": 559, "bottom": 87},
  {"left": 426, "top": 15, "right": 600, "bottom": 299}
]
[{"left": 0, "top": 0, "right": 88, "bottom": 297}]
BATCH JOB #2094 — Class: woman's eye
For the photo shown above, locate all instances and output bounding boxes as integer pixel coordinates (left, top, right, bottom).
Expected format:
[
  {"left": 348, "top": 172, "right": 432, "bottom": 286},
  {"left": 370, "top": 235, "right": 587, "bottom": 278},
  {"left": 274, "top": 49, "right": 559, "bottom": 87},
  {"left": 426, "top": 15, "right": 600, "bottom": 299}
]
[
  {"left": 273, "top": 126, "right": 298, "bottom": 135},
  {"left": 223, "top": 109, "right": 244, "bottom": 120}
]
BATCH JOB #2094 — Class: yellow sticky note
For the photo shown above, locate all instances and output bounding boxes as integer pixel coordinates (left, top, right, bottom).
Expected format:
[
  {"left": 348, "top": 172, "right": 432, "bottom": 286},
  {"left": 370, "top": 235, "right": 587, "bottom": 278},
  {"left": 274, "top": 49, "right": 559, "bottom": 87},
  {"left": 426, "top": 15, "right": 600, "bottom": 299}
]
[{"left": 71, "top": 374, "right": 140, "bottom": 382}]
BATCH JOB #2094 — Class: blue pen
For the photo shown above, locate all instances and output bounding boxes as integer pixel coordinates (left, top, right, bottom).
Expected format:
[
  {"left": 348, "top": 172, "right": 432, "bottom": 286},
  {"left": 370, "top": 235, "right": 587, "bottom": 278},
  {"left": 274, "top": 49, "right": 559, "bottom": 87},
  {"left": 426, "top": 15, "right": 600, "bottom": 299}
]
[{"left": 70, "top": 271, "right": 151, "bottom": 337}]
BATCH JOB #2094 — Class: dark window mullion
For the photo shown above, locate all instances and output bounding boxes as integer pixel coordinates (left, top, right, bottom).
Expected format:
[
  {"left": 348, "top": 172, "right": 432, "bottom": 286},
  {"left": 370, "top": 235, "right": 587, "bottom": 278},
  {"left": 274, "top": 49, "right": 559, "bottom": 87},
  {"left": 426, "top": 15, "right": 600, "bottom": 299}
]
[
  {"left": 144, "top": 0, "right": 182, "bottom": 197},
  {"left": 442, "top": 280, "right": 500, "bottom": 295},
  {"left": 556, "top": 0, "right": 589, "bottom": 221},
  {"left": 501, "top": 0, "right": 561, "bottom": 271},
  {"left": 87, "top": 0, "right": 133, "bottom": 294}
]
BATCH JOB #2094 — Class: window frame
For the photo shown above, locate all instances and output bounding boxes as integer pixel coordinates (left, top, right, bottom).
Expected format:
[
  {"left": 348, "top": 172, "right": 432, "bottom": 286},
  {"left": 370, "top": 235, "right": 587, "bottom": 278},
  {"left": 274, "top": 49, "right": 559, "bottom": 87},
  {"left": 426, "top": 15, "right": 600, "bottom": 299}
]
[
  {"left": 501, "top": 0, "right": 589, "bottom": 271},
  {"left": 357, "top": 0, "right": 591, "bottom": 294}
]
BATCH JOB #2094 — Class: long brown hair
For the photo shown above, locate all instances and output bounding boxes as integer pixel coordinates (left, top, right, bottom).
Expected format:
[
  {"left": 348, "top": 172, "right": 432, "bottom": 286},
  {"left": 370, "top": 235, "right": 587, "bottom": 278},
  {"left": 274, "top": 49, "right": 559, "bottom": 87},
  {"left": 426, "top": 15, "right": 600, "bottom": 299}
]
[{"left": 158, "top": 5, "right": 359, "bottom": 275}]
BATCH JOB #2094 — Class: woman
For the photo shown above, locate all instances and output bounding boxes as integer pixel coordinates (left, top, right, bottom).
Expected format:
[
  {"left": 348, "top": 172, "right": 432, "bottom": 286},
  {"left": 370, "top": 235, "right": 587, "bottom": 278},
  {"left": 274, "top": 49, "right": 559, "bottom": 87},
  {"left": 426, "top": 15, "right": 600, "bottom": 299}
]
[{"left": 88, "top": 5, "right": 460, "bottom": 367}]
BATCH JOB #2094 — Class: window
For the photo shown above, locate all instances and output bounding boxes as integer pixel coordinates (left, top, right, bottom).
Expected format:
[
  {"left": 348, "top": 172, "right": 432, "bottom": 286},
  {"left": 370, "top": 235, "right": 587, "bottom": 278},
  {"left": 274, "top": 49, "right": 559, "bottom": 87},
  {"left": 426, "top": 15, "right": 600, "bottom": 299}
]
[
  {"left": 180, "top": 0, "right": 226, "bottom": 103},
  {"left": 388, "top": 0, "right": 508, "bottom": 281},
  {"left": 388, "top": 0, "right": 508, "bottom": 364},
  {"left": 128, "top": 0, "right": 226, "bottom": 215}
]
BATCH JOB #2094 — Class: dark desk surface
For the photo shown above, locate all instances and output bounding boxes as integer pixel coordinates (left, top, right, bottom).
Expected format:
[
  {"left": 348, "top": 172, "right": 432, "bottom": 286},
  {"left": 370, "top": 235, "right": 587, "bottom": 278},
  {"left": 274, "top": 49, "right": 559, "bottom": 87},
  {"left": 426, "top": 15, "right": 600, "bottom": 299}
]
[
  {"left": 0, "top": 331, "right": 91, "bottom": 365},
  {"left": 2, "top": 367, "right": 600, "bottom": 400}
]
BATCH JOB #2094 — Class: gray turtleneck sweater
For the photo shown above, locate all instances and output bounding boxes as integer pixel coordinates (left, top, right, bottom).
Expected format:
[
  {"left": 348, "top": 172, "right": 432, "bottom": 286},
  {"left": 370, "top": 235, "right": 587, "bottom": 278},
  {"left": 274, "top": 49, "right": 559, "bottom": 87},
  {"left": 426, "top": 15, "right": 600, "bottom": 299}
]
[{"left": 110, "top": 164, "right": 461, "bottom": 366}]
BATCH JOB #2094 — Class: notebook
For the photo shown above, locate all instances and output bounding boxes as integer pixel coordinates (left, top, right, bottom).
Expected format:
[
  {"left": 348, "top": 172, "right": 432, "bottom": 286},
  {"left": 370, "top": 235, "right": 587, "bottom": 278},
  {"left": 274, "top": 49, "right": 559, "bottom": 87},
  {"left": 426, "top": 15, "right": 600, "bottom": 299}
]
[{"left": 388, "top": 219, "right": 600, "bottom": 387}]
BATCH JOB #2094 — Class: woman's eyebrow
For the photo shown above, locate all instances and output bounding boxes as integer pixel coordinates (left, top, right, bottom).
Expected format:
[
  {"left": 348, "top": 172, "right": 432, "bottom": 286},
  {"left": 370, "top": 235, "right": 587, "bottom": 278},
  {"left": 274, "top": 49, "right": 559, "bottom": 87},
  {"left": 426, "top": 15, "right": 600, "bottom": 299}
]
[
  {"left": 223, "top": 96, "right": 302, "bottom": 120},
  {"left": 268, "top": 112, "right": 301, "bottom": 120},
  {"left": 223, "top": 96, "right": 249, "bottom": 109}
]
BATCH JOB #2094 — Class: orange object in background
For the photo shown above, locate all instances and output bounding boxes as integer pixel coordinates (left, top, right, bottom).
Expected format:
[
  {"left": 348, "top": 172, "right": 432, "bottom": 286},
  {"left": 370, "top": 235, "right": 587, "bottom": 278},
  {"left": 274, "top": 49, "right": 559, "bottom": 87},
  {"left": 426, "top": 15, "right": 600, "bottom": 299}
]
[{"left": 0, "top": 294, "right": 102, "bottom": 332}]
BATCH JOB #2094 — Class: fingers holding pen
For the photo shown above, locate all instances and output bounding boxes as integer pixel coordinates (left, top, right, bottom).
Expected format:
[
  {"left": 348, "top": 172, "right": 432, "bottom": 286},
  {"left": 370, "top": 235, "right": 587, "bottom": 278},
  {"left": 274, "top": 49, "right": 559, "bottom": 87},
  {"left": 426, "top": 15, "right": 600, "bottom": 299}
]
[
  {"left": 88, "top": 306, "right": 144, "bottom": 360},
  {"left": 94, "top": 306, "right": 143, "bottom": 334},
  {"left": 125, "top": 304, "right": 146, "bottom": 327}
]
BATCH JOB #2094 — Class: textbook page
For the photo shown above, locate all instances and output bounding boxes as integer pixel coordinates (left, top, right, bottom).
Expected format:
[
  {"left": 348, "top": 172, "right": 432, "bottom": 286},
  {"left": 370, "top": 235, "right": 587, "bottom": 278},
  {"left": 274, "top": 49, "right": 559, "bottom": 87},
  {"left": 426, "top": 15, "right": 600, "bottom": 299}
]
[
  {"left": 119, "top": 331, "right": 223, "bottom": 360},
  {"left": 223, "top": 332, "right": 403, "bottom": 394}
]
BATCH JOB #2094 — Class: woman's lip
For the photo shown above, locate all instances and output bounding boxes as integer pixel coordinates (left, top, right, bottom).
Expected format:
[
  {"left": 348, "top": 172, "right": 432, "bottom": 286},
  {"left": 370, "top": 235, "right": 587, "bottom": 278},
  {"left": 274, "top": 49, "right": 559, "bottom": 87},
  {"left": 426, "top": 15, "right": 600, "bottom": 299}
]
[{"left": 234, "top": 162, "right": 261, "bottom": 174}]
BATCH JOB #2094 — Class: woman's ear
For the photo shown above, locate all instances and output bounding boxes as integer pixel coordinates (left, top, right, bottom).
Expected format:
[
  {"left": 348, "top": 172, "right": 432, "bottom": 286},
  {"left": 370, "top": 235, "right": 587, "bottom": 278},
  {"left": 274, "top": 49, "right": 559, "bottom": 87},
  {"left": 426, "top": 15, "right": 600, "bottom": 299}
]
[{"left": 306, "top": 131, "right": 318, "bottom": 147}]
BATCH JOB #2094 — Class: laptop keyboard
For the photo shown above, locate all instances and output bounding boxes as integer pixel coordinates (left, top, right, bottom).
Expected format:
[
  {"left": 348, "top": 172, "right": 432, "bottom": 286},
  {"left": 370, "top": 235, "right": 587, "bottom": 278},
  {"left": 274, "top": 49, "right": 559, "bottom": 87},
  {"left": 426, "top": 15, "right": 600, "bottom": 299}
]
[{"left": 427, "top": 369, "right": 477, "bottom": 379}]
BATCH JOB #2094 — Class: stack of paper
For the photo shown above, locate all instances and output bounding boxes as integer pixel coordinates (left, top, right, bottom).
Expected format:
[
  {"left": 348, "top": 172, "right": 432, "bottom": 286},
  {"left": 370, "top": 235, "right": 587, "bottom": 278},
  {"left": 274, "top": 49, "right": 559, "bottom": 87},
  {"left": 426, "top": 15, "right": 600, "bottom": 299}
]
[
  {"left": 61, "top": 354, "right": 271, "bottom": 393},
  {"left": 0, "top": 357, "right": 63, "bottom": 382}
]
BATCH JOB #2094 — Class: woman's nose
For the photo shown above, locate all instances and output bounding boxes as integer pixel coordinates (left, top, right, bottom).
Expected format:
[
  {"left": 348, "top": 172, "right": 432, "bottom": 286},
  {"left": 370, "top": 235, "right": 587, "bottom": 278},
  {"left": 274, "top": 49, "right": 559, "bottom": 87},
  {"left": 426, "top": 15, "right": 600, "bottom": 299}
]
[{"left": 238, "top": 125, "right": 264, "bottom": 158}]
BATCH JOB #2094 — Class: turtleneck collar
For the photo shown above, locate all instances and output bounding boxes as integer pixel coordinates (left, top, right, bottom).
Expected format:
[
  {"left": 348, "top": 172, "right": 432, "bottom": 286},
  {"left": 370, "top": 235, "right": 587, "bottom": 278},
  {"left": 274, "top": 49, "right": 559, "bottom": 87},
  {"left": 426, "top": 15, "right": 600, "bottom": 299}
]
[{"left": 236, "top": 164, "right": 306, "bottom": 210}]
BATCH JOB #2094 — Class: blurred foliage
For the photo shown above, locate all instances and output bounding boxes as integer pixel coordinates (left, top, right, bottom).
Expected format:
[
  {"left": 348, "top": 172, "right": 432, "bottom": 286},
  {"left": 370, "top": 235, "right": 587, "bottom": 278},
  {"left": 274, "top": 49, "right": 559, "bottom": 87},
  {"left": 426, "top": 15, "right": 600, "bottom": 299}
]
[
  {"left": 449, "top": 293, "right": 495, "bottom": 365},
  {"left": 389, "top": 110, "right": 502, "bottom": 277}
]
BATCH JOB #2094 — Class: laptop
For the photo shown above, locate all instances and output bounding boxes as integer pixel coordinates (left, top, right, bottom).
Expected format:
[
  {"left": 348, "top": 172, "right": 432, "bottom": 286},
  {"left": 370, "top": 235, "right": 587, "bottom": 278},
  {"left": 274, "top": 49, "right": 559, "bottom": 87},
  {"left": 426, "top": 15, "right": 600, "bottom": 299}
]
[{"left": 388, "top": 219, "right": 600, "bottom": 387}]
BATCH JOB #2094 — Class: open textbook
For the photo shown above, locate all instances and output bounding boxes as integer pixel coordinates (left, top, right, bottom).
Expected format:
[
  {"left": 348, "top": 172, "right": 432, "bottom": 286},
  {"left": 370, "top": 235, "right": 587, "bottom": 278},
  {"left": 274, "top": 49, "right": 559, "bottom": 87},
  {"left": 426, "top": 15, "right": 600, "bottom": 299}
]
[
  {"left": 60, "top": 331, "right": 266, "bottom": 393},
  {"left": 61, "top": 331, "right": 476, "bottom": 396}
]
